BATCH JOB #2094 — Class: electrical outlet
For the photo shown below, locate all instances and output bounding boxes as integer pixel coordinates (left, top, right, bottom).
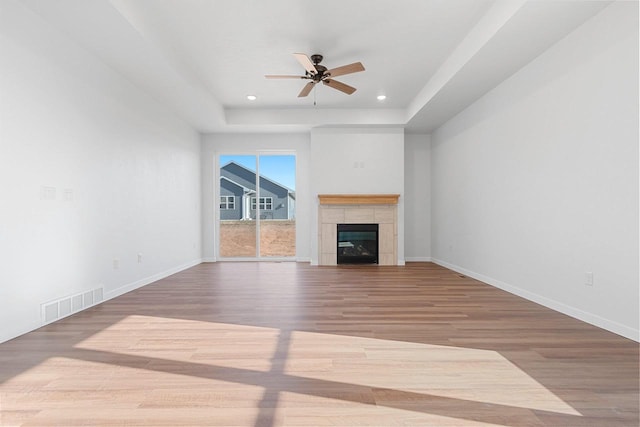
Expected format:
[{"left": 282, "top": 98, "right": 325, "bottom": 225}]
[
  {"left": 113, "top": 259, "right": 119, "bottom": 270},
  {"left": 137, "top": 253, "right": 143, "bottom": 263},
  {"left": 585, "top": 272, "right": 594, "bottom": 286}
]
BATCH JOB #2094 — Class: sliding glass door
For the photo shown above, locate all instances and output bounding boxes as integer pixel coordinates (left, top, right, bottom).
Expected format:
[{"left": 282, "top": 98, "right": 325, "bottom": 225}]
[
  {"left": 257, "top": 155, "right": 296, "bottom": 257},
  {"left": 218, "top": 153, "right": 295, "bottom": 259},
  {"left": 219, "top": 155, "right": 257, "bottom": 257}
]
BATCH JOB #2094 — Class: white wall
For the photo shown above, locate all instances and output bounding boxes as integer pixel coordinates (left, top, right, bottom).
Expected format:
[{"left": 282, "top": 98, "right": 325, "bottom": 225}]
[
  {"left": 0, "top": 1, "right": 202, "bottom": 343},
  {"left": 200, "top": 133, "right": 311, "bottom": 261},
  {"left": 404, "top": 134, "right": 431, "bottom": 261},
  {"left": 310, "top": 128, "right": 405, "bottom": 265},
  {"left": 430, "top": 2, "right": 638, "bottom": 340}
]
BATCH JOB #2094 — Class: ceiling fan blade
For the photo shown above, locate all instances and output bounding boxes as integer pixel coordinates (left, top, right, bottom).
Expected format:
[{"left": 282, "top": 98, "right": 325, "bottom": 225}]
[
  {"left": 265, "top": 75, "right": 306, "bottom": 79},
  {"left": 323, "top": 79, "right": 356, "bottom": 95},
  {"left": 298, "top": 82, "right": 315, "bottom": 97},
  {"left": 293, "top": 53, "right": 317, "bottom": 74},
  {"left": 327, "top": 62, "right": 365, "bottom": 78}
]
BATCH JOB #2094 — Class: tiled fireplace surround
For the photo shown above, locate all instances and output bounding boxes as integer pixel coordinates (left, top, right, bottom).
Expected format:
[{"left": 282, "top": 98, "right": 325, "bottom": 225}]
[{"left": 318, "top": 194, "right": 400, "bottom": 266}]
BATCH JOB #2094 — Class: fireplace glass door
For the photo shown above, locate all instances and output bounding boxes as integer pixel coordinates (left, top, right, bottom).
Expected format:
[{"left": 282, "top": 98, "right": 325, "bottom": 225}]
[{"left": 337, "top": 223, "right": 379, "bottom": 264}]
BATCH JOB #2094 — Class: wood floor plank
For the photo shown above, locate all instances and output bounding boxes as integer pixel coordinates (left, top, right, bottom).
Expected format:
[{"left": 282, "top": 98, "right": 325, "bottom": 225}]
[{"left": 0, "top": 262, "right": 637, "bottom": 426}]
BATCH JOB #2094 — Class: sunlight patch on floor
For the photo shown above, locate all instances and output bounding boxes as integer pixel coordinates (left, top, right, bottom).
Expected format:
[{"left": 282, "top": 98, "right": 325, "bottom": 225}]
[
  {"left": 285, "top": 330, "right": 581, "bottom": 416},
  {"left": 279, "top": 403, "right": 527, "bottom": 427},
  {"left": 69, "top": 315, "right": 581, "bottom": 419},
  {"left": 74, "top": 315, "right": 281, "bottom": 372}
]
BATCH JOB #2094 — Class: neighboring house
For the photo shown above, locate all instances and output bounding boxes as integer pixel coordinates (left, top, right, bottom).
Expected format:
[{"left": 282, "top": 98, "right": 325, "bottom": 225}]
[{"left": 219, "top": 161, "right": 295, "bottom": 220}]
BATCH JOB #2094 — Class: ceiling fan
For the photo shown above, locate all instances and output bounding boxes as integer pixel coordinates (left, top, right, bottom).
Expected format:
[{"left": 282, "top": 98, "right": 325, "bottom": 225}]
[{"left": 265, "top": 53, "right": 365, "bottom": 97}]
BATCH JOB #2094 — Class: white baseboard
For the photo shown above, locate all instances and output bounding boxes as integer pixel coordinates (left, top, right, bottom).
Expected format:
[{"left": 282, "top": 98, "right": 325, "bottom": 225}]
[
  {"left": 202, "top": 257, "right": 217, "bottom": 263},
  {"left": 405, "top": 257, "right": 432, "bottom": 262},
  {"left": 105, "top": 258, "right": 202, "bottom": 301},
  {"left": 296, "top": 257, "right": 311, "bottom": 263},
  {"left": 431, "top": 258, "right": 639, "bottom": 342}
]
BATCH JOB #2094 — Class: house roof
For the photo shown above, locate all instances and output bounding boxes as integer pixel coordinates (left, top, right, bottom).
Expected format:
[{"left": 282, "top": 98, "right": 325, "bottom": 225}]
[
  {"left": 221, "top": 161, "right": 295, "bottom": 194},
  {"left": 220, "top": 176, "right": 255, "bottom": 194}
]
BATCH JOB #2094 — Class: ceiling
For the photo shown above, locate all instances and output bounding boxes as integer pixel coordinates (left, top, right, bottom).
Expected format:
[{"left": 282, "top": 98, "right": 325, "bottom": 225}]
[{"left": 20, "top": 0, "right": 611, "bottom": 134}]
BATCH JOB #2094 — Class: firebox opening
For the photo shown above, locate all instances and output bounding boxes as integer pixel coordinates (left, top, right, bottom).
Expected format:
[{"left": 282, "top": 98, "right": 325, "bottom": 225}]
[{"left": 337, "top": 223, "right": 379, "bottom": 265}]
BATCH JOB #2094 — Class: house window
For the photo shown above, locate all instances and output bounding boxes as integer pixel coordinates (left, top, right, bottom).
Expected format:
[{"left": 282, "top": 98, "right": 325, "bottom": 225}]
[
  {"left": 251, "top": 197, "right": 273, "bottom": 210},
  {"left": 220, "top": 196, "right": 235, "bottom": 210}
]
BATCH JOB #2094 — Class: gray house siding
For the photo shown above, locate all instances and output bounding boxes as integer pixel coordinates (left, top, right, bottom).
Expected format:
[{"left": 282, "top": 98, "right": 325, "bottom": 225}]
[
  {"left": 252, "top": 177, "right": 288, "bottom": 219},
  {"left": 220, "top": 162, "right": 293, "bottom": 220},
  {"left": 219, "top": 178, "right": 244, "bottom": 220}
]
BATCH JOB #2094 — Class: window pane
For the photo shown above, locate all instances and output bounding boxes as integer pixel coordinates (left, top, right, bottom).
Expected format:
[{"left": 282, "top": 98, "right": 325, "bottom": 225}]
[
  {"left": 258, "top": 155, "right": 295, "bottom": 257},
  {"left": 219, "top": 155, "right": 256, "bottom": 257}
]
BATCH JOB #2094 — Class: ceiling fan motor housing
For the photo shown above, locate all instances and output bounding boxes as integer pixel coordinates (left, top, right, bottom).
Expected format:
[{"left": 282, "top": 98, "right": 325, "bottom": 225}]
[
  {"left": 310, "top": 65, "right": 328, "bottom": 81},
  {"left": 308, "top": 54, "right": 329, "bottom": 81}
]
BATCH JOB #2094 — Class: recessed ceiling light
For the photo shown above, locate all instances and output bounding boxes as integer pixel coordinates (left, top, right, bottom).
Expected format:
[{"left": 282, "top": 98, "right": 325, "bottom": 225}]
[
  {"left": 247, "top": 95, "right": 257, "bottom": 101},
  {"left": 377, "top": 95, "right": 386, "bottom": 101}
]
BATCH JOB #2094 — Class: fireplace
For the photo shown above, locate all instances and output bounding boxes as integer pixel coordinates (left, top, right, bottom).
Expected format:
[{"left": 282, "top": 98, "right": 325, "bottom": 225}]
[
  {"left": 337, "top": 223, "right": 378, "bottom": 264},
  {"left": 318, "top": 194, "right": 399, "bottom": 266}
]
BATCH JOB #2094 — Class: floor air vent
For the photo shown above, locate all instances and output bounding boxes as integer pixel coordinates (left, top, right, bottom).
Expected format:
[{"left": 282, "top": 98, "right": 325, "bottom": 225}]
[{"left": 41, "top": 286, "right": 104, "bottom": 325}]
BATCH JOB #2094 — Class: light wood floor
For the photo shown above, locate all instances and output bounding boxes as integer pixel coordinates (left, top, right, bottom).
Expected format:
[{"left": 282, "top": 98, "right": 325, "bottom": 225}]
[{"left": 0, "top": 262, "right": 637, "bottom": 426}]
